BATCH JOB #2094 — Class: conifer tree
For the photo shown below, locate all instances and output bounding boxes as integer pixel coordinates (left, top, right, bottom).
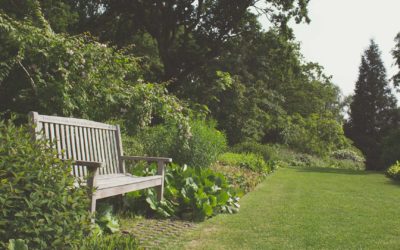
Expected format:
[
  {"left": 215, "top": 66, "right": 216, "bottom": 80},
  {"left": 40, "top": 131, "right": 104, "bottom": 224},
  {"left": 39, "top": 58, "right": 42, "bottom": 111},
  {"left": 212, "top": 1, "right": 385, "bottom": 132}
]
[{"left": 346, "top": 40, "right": 397, "bottom": 170}]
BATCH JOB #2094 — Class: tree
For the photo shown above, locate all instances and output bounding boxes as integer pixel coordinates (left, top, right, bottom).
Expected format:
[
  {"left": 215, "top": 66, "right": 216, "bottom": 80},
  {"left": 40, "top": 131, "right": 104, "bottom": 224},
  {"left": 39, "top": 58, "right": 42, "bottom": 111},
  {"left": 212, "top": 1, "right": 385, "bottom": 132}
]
[
  {"left": 346, "top": 40, "right": 397, "bottom": 170},
  {"left": 393, "top": 32, "right": 400, "bottom": 86}
]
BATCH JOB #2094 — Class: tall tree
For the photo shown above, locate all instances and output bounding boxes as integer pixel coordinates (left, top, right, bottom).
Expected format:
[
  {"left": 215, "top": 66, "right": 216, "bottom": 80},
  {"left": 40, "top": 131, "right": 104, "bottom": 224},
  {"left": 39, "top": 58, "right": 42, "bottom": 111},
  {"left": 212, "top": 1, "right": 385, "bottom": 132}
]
[
  {"left": 392, "top": 32, "right": 400, "bottom": 86},
  {"left": 346, "top": 40, "right": 397, "bottom": 170}
]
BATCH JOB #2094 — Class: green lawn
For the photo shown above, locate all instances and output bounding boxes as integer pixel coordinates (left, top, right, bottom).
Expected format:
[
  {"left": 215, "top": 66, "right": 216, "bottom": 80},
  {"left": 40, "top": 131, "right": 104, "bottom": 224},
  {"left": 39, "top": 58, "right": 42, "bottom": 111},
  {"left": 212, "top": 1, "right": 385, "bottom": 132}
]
[{"left": 182, "top": 167, "right": 400, "bottom": 249}]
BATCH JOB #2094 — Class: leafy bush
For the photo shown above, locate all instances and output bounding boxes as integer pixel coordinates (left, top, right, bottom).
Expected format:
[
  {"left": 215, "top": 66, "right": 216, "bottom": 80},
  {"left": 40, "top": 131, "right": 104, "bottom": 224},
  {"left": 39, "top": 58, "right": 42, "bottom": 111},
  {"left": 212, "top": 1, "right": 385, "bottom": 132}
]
[
  {"left": 218, "top": 152, "right": 271, "bottom": 173},
  {"left": 281, "top": 113, "right": 350, "bottom": 156},
  {"left": 124, "top": 163, "right": 240, "bottom": 221},
  {"left": 81, "top": 234, "right": 138, "bottom": 250},
  {"left": 139, "top": 120, "right": 227, "bottom": 168},
  {"left": 0, "top": 120, "right": 91, "bottom": 249},
  {"left": 386, "top": 161, "right": 400, "bottom": 181},
  {"left": 331, "top": 148, "right": 365, "bottom": 163},
  {"left": 232, "top": 141, "right": 276, "bottom": 162},
  {"left": 260, "top": 144, "right": 365, "bottom": 171},
  {"left": 211, "top": 163, "right": 263, "bottom": 194}
]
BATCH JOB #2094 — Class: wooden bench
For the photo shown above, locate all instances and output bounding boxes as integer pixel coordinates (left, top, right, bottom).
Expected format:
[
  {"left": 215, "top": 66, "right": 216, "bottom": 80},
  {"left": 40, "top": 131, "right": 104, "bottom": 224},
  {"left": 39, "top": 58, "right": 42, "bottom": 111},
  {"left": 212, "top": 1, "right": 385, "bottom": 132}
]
[{"left": 29, "top": 111, "right": 172, "bottom": 213}]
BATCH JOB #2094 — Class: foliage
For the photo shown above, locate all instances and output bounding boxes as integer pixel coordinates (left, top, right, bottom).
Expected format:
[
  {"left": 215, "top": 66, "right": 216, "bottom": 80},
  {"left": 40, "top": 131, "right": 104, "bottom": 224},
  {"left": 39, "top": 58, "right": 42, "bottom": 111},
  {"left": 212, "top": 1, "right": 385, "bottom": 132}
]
[
  {"left": 7, "top": 239, "right": 28, "bottom": 250},
  {"left": 47, "top": 0, "right": 309, "bottom": 83},
  {"left": 392, "top": 32, "right": 400, "bottom": 87},
  {"left": 256, "top": 144, "right": 365, "bottom": 171},
  {"left": 380, "top": 128, "right": 400, "bottom": 168},
  {"left": 330, "top": 148, "right": 365, "bottom": 163},
  {"left": 81, "top": 234, "right": 138, "bottom": 250},
  {"left": 95, "top": 204, "right": 120, "bottom": 235},
  {"left": 138, "top": 119, "right": 227, "bottom": 168},
  {"left": 281, "top": 113, "right": 350, "bottom": 156},
  {"left": 218, "top": 152, "right": 272, "bottom": 174},
  {"left": 211, "top": 163, "right": 264, "bottom": 194},
  {"left": 385, "top": 161, "right": 400, "bottom": 181},
  {"left": 124, "top": 163, "right": 240, "bottom": 221},
  {"left": 345, "top": 40, "right": 398, "bottom": 170},
  {"left": 0, "top": 11, "right": 191, "bottom": 140},
  {"left": 232, "top": 141, "right": 277, "bottom": 162},
  {"left": 0, "top": 120, "right": 91, "bottom": 249}
]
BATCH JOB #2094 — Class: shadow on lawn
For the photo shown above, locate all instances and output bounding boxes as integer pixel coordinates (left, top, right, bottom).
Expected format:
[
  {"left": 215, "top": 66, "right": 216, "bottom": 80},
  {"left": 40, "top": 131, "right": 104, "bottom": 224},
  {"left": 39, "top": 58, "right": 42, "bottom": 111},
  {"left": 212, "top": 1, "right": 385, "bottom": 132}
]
[
  {"left": 291, "top": 167, "right": 381, "bottom": 176},
  {"left": 384, "top": 178, "right": 400, "bottom": 187}
]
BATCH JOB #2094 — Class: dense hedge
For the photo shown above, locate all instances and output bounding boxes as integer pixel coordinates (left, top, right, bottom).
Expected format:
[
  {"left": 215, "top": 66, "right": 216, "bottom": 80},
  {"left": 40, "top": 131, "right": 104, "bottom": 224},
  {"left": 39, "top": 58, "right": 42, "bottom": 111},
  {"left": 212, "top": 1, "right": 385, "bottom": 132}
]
[{"left": 0, "top": 120, "right": 91, "bottom": 249}]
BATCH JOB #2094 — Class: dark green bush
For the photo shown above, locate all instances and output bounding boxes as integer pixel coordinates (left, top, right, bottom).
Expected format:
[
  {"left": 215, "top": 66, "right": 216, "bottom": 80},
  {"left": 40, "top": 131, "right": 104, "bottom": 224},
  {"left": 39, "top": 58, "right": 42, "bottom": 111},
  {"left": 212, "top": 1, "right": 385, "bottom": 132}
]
[
  {"left": 0, "top": 120, "right": 91, "bottom": 249},
  {"left": 385, "top": 161, "right": 400, "bottom": 181},
  {"left": 381, "top": 129, "right": 400, "bottom": 168},
  {"left": 139, "top": 119, "right": 227, "bottom": 168},
  {"left": 218, "top": 152, "right": 272, "bottom": 173}
]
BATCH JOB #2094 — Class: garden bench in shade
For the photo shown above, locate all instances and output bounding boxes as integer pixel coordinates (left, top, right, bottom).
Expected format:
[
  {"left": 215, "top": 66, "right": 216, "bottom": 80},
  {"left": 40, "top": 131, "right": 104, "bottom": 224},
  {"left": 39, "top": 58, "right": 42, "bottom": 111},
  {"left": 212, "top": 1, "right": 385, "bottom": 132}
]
[{"left": 29, "top": 111, "right": 172, "bottom": 213}]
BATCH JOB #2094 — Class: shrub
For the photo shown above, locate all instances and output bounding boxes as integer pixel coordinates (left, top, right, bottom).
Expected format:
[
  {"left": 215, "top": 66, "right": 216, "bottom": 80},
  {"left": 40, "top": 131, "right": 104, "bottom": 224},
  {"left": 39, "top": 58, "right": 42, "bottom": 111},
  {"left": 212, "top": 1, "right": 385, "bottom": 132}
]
[
  {"left": 218, "top": 152, "right": 271, "bottom": 173},
  {"left": 211, "top": 163, "right": 263, "bottom": 194},
  {"left": 81, "top": 234, "right": 138, "bottom": 250},
  {"left": 123, "top": 163, "right": 240, "bottom": 221},
  {"left": 331, "top": 148, "right": 365, "bottom": 163},
  {"left": 281, "top": 113, "right": 350, "bottom": 156},
  {"left": 0, "top": 120, "right": 91, "bottom": 249},
  {"left": 232, "top": 141, "right": 276, "bottom": 162},
  {"left": 386, "top": 161, "right": 400, "bottom": 181},
  {"left": 139, "top": 119, "right": 227, "bottom": 168}
]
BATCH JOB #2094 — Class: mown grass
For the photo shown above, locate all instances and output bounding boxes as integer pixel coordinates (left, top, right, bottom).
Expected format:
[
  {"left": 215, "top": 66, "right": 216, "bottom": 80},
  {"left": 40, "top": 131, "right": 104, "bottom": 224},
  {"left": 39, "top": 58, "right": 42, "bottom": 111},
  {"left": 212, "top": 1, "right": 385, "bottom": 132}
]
[{"left": 180, "top": 167, "right": 400, "bottom": 249}]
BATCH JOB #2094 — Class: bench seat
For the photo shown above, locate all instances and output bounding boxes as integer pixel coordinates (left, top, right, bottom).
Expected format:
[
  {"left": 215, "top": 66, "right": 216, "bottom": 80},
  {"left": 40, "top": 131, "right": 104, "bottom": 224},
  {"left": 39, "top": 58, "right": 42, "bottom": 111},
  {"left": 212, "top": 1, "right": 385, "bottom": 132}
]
[{"left": 94, "top": 174, "right": 163, "bottom": 199}]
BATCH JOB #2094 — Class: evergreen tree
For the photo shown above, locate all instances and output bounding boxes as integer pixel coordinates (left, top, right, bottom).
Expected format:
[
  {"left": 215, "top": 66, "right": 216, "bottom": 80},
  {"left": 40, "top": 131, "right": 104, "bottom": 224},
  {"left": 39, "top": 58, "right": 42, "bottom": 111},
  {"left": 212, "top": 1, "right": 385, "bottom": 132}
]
[{"left": 346, "top": 40, "right": 397, "bottom": 170}]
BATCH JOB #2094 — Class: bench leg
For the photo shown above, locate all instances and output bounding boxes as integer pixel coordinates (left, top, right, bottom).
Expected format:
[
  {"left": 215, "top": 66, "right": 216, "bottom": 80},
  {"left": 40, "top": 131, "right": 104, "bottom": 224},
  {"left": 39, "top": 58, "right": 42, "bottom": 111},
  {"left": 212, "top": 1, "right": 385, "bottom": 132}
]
[
  {"left": 156, "top": 161, "right": 165, "bottom": 202},
  {"left": 89, "top": 197, "right": 96, "bottom": 223},
  {"left": 90, "top": 197, "right": 96, "bottom": 217},
  {"left": 156, "top": 185, "right": 164, "bottom": 201}
]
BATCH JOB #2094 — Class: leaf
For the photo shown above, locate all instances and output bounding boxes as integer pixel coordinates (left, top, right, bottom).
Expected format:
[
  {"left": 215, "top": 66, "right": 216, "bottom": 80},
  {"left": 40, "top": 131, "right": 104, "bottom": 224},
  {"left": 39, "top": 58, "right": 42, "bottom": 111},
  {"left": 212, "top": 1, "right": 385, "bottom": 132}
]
[
  {"left": 8, "top": 239, "right": 28, "bottom": 250},
  {"left": 146, "top": 197, "right": 157, "bottom": 210}
]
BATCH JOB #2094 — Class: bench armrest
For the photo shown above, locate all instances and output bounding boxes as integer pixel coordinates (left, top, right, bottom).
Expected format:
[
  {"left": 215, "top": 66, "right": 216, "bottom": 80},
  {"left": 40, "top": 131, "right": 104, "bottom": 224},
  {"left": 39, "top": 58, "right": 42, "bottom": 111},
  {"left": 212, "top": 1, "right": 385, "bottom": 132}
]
[
  {"left": 74, "top": 160, "right": 103, "bottom": 171},
  {"left": 71, "top": 160, "right": 103, "bottom": 191},
  {"left": 120, "top": 156, "right": 172, "bottom": 163}
]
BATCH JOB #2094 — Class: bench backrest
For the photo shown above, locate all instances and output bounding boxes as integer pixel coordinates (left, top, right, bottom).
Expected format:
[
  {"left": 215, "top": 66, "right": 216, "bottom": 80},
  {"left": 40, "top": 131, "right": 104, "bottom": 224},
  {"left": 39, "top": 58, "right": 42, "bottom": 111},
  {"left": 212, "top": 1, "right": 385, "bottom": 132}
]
[{"left": 29, "top": 112, "right": 125, "bottom": 177}]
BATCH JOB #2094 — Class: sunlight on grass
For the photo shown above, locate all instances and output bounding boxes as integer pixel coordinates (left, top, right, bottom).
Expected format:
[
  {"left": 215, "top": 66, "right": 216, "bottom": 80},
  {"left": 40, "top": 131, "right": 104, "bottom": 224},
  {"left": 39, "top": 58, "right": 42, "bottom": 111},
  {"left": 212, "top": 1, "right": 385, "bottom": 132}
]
[{"left": 181, "top": 168, "right": 400, "bottom": 249}]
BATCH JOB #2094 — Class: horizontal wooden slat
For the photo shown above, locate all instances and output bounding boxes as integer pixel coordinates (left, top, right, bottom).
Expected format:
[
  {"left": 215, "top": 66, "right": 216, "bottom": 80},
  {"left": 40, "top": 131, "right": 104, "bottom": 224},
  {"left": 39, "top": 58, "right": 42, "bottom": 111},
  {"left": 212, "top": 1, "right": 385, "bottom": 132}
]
[
  {"left": 94, "top": 176, "right": 163, "bottom": 199},
  {"left": 37, "top": 114, "right": 116, "bottom": 130},
  {"left": 121, "top": 155, "right": 172, "bottom": 163}
]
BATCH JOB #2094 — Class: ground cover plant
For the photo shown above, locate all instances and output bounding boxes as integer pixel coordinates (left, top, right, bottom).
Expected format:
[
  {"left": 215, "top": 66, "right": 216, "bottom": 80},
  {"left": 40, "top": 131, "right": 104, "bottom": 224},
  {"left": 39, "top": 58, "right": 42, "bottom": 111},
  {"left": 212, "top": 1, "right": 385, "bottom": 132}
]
[
  {"left": 123, "top": 163, "right": 240, "bottom": 221},
  {"left": 183, "top": 168, "right": 400, "bottom": 249}
]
